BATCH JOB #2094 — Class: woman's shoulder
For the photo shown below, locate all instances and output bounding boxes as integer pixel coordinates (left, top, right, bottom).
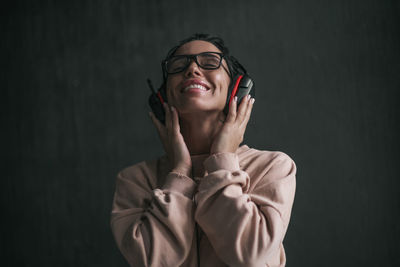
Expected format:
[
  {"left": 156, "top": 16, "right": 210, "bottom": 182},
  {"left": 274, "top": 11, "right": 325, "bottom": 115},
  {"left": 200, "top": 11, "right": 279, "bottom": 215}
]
[
  {"left": 238, "top": 144, "right": 295, "bottom": 168},
  {"left": 238, "top": 145, "right": 296, "bottom": 186}
]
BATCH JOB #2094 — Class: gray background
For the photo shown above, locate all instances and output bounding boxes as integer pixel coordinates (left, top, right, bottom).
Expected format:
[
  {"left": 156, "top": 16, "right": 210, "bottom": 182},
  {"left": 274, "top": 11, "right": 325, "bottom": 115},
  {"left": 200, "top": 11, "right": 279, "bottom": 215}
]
[{"left": 3, "top": 0, "right": 400, "bottom": 266}]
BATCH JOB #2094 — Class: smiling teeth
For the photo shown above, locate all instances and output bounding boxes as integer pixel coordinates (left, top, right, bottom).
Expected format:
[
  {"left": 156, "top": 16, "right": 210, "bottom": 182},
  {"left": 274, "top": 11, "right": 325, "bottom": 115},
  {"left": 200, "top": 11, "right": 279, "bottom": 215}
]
[{"left": 184, "top": 84, "right": 207, "bottom": 92}]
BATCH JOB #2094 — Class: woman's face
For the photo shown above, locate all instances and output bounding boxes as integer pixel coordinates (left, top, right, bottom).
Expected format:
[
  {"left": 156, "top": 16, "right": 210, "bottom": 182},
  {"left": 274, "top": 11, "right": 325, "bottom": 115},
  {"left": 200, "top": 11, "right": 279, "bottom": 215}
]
[{"left": 165, "top": 40, "right": 231, "bottom": 115}]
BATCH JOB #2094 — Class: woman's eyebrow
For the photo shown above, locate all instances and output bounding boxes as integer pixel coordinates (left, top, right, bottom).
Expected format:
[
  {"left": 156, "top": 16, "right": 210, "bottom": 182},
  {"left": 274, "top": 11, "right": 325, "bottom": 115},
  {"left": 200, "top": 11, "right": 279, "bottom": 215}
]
[{"left": 172, "top": 51, "right": 221, "bottom": 56}]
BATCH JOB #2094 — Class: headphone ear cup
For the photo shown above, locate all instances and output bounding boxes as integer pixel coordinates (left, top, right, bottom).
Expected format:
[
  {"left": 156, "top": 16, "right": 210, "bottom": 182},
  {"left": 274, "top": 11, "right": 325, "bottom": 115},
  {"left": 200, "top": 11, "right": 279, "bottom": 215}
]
[
  {"left": 148, "top": 86, "right": 167, "bottom": 125},
  {"left": 235, "top": 75, "right": 255, "bottom": 102},
  {"left": 224, "top": 74, "right": 255, "bottom": 115},
  {"left": 159, "top": 86, "right": 168, "bottom": 102}
]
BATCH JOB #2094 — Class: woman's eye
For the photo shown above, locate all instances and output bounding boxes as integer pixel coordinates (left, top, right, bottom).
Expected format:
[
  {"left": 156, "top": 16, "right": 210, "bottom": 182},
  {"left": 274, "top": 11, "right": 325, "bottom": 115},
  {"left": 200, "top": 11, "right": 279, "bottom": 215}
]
[
  {"left": 201, "top": 56, "right": 219, "bottom": 66},
  {"left": 169, "top": 58, "right": 187, "bottom": 71}
]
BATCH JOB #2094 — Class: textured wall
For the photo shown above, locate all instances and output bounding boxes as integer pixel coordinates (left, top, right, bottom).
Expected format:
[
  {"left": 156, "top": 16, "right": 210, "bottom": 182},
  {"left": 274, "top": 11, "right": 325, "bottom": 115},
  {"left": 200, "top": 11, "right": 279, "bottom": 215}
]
[{"left": 3, "top": 0, "right": 400, "bottom": 266}]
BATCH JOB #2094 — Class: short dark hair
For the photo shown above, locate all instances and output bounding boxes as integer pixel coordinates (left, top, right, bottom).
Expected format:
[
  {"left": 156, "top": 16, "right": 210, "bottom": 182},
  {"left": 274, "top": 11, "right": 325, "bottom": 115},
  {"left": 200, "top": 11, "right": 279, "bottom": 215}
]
[{"left": 160, "top": 33, "right": 247, "bottom": 89}]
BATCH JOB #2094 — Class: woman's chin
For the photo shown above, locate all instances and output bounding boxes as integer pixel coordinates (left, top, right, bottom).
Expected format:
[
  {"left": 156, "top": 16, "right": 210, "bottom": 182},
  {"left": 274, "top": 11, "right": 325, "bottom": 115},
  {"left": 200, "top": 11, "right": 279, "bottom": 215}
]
[{"left": 177, "top": 101, "right": 224, "bottom": 115}]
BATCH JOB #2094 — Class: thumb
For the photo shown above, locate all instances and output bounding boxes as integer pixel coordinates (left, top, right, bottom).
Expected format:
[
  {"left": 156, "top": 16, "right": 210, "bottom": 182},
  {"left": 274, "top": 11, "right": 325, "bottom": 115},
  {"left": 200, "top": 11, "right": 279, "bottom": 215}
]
[{"left": 149, "top": 111, "right": 166, "bottom": 139}]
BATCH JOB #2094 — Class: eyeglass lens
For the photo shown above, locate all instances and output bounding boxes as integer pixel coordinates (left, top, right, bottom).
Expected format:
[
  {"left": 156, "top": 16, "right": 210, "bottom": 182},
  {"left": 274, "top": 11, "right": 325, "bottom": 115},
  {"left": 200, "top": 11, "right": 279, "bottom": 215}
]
[{"left": 166, "top": 53, "right": 222, "bottom": 74}]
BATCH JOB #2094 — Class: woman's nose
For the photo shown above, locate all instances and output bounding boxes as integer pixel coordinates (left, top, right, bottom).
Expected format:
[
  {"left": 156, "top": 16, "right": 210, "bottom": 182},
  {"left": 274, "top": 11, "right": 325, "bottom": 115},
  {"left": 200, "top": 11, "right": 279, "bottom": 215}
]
[{"left": 184, "top": 60, "right": 202, "bottom": 77}]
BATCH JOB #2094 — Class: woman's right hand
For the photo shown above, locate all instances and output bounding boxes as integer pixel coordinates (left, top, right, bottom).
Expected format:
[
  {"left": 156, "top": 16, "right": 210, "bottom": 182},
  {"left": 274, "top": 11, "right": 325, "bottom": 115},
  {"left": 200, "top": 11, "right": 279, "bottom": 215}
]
[{"left": 149, "top": 103, "right": 192, "bottom": 177}]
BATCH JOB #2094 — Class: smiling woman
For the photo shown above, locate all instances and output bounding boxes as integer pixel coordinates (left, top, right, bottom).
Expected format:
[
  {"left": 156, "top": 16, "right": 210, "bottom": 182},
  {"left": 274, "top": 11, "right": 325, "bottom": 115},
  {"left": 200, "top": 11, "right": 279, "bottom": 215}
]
[
  {"left": 110, "top": 33, "right": 297, "bottom": 267},
  {"left": 165, "top": 41, "right": 231, "bottom": 126}
]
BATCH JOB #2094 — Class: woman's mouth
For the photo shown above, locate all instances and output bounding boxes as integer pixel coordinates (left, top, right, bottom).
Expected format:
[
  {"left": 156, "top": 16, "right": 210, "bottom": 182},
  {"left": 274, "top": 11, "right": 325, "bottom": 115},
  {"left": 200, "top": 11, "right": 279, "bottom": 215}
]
[
  {"left": 183, "top": 84, "right": 208, "bottom": 92},
  {"left": 181, "top": 79, "right": 211, "bottom": 93}
]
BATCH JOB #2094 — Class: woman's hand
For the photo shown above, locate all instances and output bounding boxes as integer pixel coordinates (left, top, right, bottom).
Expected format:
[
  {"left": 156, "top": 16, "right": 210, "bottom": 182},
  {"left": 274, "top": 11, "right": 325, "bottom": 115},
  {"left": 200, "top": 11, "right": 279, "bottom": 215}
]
[
  {"left": 150, "top": 103, "right": 192, "bottom": 177},
  {"left": 210, "top": 95, "right": 255, "bottom": 155}
]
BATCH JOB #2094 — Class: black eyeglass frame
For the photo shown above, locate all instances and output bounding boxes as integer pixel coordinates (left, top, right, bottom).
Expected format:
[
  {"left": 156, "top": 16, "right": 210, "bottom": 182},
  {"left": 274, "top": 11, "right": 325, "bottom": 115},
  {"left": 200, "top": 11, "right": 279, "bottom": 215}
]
[{"left": 162, "top": 52, "right": 229, "bottom": 77}]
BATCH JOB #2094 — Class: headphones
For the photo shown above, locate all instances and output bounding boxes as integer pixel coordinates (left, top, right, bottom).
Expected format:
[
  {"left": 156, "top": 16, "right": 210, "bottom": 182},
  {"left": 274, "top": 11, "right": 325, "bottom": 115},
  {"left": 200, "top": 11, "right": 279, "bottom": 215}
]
[{"left": 147, "top": 63, "right": 255, "bottom": 125}]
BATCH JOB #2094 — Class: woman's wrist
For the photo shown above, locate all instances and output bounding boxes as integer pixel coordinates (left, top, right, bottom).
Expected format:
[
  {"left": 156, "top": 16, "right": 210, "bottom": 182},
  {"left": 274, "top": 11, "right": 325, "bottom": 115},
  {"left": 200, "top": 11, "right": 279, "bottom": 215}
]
[
  {"left": 210, "top": 143, "right": 238, "bottom": 155},
  {"left": 172, "top": 165, "right": 192, "bottom": 177}
]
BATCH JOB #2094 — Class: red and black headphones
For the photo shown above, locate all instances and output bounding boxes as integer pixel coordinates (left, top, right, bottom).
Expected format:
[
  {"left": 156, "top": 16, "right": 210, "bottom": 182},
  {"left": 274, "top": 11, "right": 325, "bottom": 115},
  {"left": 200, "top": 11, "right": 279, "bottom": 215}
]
[
  {"left": 148, "top": 61, "right": 255, "bottom": 125},
  {"left": 223, "top": 73, "right": 255, "bottom": 115}
]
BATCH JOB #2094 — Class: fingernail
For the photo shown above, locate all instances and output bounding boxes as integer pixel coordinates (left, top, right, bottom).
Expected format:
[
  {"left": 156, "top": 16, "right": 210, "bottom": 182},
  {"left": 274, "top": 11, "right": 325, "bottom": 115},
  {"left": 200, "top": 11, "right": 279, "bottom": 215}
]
[
  {"left": 171, "top": 106, "right": 175, "bottom": 111},
  {"left": 251, "top": 98, "right": 255, "bottom": 104},
  {"left": 234, "top": 96, "right": 238, "bottom": 102},
  {"left": 247, "top": 94, "right": 251, "bottom": 99}
]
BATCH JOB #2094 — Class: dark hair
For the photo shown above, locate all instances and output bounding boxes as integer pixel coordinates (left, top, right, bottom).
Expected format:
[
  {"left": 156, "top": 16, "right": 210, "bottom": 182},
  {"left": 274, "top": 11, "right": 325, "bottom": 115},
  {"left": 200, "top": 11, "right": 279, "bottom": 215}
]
[{"left": 160, "top": 33, "right": 247, "bottom": 89}]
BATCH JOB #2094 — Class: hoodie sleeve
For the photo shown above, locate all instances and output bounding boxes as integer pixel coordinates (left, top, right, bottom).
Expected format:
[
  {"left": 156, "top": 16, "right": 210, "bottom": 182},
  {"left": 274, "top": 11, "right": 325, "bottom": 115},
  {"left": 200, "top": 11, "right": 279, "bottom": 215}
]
[
  {"left": 194, "top": 152, "right": 296, "bottom": 267},
  {"left": 110, "top": 162, "right": 197, "bottom": 267}
]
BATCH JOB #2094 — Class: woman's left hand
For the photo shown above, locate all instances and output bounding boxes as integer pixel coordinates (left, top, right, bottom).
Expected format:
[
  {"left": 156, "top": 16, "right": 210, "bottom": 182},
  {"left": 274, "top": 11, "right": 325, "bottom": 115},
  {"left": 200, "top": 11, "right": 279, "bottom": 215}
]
[{"left": 210, "top": 95, "right": 255, "bottom": 154}]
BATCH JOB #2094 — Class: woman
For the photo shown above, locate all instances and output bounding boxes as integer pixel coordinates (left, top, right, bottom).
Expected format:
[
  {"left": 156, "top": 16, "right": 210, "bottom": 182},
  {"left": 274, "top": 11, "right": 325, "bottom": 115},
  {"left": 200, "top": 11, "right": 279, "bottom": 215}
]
[{"left": 110, "top": 34, "right": 296, "bottom": 267}]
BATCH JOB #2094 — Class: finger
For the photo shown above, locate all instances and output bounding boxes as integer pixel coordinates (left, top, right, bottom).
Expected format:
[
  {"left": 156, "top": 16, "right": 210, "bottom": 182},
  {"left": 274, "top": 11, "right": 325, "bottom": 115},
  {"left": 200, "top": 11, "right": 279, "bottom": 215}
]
[
  {"left": 170, "top": 106, "right": 180, "bottom": 133},
  {"left": 236, "top": 94, "right": 251, "bottom": 123},
  {"left": 241, "top": 97, "right": 255, "bottom": 127},
  {"left": 149, "top": 111, "right": 166, "bottom": 138},
  {"left": 226, "top": 96, "right": 237, "bottom": 123},
  {"left": 149, "top": 111, "right": 170, "bottom": 153},
  {"left": 163, "top": 102, "right": 172, "bottom": 131}
]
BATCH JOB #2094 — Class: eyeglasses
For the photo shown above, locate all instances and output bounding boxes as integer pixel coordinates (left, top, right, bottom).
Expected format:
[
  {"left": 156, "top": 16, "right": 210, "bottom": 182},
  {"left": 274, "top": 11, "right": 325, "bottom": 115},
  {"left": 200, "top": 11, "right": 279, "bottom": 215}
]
[{"left": 163, "top": 52, "right": 224, "bottom": 75}]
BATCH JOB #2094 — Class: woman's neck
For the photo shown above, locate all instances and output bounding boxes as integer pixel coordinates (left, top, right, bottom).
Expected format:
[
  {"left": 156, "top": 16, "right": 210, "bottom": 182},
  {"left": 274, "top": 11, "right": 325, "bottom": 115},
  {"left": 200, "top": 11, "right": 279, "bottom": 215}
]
[{"left": 179, "top": 111, "right": 225, "bottom": 155}]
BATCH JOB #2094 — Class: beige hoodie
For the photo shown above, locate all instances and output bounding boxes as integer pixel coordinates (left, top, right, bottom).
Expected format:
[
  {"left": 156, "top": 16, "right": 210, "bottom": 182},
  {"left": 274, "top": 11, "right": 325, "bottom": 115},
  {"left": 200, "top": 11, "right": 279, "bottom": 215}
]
[{"left": 110, "top": 145, "right": 296, "bottom": 267}]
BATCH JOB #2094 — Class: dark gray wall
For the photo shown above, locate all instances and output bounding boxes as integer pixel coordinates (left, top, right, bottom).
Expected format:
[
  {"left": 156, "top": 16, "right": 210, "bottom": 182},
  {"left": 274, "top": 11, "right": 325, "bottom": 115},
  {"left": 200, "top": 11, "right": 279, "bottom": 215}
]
[{"left": 3, "top": 0, "right": 399, "bottom": 266}]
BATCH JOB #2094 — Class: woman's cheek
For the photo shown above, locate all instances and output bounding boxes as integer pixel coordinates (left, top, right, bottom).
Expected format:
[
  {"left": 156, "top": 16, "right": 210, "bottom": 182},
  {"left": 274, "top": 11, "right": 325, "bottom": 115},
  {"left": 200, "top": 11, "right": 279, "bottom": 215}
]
[
  {"left": 166, "top": 80, "right": 178, "bottom": 105},
  {"left": 216, "top": 72, "right": 230, "bottom": 91}
]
